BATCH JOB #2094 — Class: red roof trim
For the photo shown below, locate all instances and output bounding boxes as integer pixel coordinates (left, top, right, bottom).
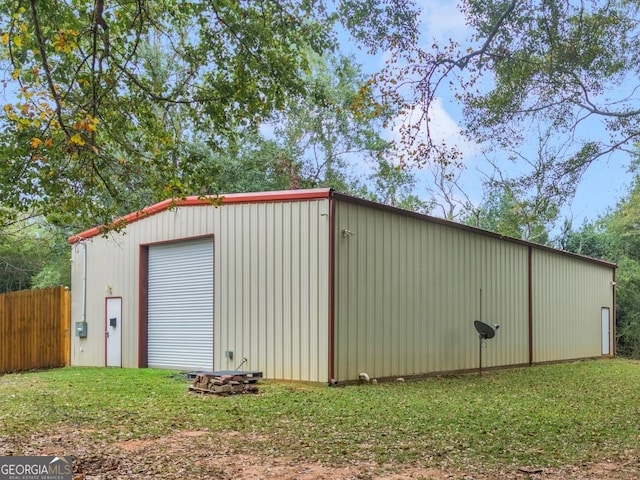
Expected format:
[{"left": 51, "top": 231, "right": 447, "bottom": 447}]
[{"left": 68, "top": 188, "right": 332, "bottom": 243}]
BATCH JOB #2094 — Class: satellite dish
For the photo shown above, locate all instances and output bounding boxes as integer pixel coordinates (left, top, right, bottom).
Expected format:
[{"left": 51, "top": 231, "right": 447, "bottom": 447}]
[
  {"left": 474, "top": 320, "right": 495, "bottom": 339},
  {"left": 474, "top": 289, "right": 499, "bottom": 376}
]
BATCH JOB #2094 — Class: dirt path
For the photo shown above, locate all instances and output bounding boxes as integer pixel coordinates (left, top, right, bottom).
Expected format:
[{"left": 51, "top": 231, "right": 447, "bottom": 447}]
[{"left": 1, "top": 428, "right": 638, "bottom": 479}]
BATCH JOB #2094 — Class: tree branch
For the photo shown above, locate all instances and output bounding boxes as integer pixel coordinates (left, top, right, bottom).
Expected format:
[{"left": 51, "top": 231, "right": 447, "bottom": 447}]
[
  {"left": 440, "top": 0, "right": 518, "bottom": 70},
  {"left": 29, "top": 0, "right": 69, "bottom": 135}
]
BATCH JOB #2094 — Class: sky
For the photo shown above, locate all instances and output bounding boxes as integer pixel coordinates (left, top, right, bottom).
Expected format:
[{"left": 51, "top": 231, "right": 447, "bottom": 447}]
[{"left": 338, "top": 0, "right": 633, "bottom": 228}]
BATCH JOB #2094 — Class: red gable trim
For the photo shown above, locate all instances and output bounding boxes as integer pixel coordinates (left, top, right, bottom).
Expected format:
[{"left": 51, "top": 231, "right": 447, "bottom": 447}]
[{"left": 68, "top": 188, "right": 332, "bottom": 243}]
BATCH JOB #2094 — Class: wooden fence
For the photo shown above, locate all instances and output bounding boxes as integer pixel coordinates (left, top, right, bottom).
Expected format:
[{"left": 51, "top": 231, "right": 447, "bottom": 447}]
[{"left": 0, "top": 286, "right": 70, "bottom": 373}]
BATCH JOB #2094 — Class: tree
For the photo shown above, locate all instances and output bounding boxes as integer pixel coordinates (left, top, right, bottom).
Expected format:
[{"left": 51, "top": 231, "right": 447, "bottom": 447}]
[
  {"left": 421, "top": 158, "right": 471, "bottom": 221},
  {"left": 207, "top": 136, "right": 301, "bottom": 194},
  {"left": 376, "top": 0, "right": 640, "bottom": 202},
  {"left": 267, "top": 53, "right": 390, "bottom": 192},
  {"left": 205, "top": 51, "right": 424, "bottom": 208},
  {"left": 0, "top": 0, "right": 417, "bottom": 229},
  {"left": 365, "top": 157, "right": 430, "bottom": 212},
  {"left": 0, "top": 216, "right": 71, "bottom": 293},
  {"left": 0, "top": 0, "right": 330, "bottom": 228},
  {"left": 464, "top": 187, "right": 553, "bottom": 244}
]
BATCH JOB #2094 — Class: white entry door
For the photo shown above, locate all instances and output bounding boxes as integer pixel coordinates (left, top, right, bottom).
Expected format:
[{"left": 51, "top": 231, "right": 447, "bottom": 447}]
[
  {"left": 601, "top": 307, "right": 610, "bottom": 356},
  {"left": 106, "top": 297, "right": 122, "bottom": 367}
]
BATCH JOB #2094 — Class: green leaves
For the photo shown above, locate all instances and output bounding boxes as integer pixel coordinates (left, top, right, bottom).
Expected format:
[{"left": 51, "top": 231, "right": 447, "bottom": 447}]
[
  {"left": 0, "top": 0, "right": 425, "bottom": 230},
  {"left": 0, "top": 215, "right": 71, "bottom": 293},
  {"left": 465, "top": 187, "right": 556, "bottom": 243},
  {"left": 338, "top": 0, "right": 419, "bottom": 53},
  {"left": 0, "top": 0, "right": 341, "bottom": 229},
  {"left": 204, "top": 51, "right": 416, "bottom": 202},
  {"left": 466, "top": 0, "right": 637, "bottom": 130},
  {"left": 374, "top": 0, "right": 640, "bottom": 214}
]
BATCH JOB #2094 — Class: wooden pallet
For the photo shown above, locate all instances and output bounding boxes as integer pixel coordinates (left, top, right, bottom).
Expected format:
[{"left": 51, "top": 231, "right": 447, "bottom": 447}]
[
  {"left": 187, "top": 370, "right": 263, "bottom": 382},
  {"left": 189, "top": 373, "right": 260, "bottom": 396}
]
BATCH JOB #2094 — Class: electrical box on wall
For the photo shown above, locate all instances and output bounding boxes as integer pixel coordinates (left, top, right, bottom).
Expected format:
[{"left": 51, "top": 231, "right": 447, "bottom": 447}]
[{"left": 75, "top": 322, "right": 87, "bottom": 338}]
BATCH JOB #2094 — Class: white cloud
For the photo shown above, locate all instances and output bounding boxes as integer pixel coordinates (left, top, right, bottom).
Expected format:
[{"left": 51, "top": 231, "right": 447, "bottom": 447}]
[
  {"left": 383, "top": 97, "right": 484, "bottom": 218},
  {"left": 427, "top": 97, "right": 471, "bottom": 150},
  {"left": 417, "top": 0, "right": 469, "bottom": 44},
  {"left": 384, "top": 97, "right": 480, "bottom": 165},
  {"left": 374, "top": 1, "right": 477, "bottom": 163}
]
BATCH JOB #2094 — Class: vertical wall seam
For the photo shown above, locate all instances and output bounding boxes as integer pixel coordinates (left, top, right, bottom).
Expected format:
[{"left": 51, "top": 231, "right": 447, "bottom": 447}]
[
  {"left": 138, "top": 246, "right": 148, "bottom": 368},
  {"left": 328, "top": 194, "right": 336, "bottom": 381},
  {"left": 612, "top": 268, "right": 617, "bottom": 356},
  {"left": 528, "top": 246, "right": 533, "bottom": 365}
]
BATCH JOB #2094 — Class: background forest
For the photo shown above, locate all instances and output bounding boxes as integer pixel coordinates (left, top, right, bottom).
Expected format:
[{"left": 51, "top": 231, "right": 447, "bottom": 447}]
[{"left": 1, "top": 0, "right": 639, "bottom": 357}]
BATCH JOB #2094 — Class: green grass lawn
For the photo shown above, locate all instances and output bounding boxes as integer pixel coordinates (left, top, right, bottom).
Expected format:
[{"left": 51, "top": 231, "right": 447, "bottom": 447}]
[{"left": 1, "top": 359, "right": 639, "bottom": 471}]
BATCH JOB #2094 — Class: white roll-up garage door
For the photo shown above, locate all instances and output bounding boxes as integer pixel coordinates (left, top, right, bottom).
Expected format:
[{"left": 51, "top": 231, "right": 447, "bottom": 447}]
[{"left": 148, "top": 238, "right": 214, "bottom": 370}]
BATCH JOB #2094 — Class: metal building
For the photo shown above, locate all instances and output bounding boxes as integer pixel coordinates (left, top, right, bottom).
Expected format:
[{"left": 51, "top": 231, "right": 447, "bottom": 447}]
[{"left": 69, "top": 188, "right": 616, "bottom": 382}]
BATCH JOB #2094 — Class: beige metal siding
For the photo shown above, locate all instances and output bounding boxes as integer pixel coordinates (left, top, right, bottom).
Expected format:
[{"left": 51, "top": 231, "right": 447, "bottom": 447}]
[
  {"left": 70, "top": 199, "right": 330, "bottom": 382},
  {"left": 333, "top": 201, "right": 529, "bottom": 381},
  {"left": 70, "top": 238, "right": 135, "bottom": 367},
  {"left": 215, "top": 201, "right": 330, "bottom": 382},
  {"left": 532, "top": 249, "right": 614, "bottom": 362}
]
